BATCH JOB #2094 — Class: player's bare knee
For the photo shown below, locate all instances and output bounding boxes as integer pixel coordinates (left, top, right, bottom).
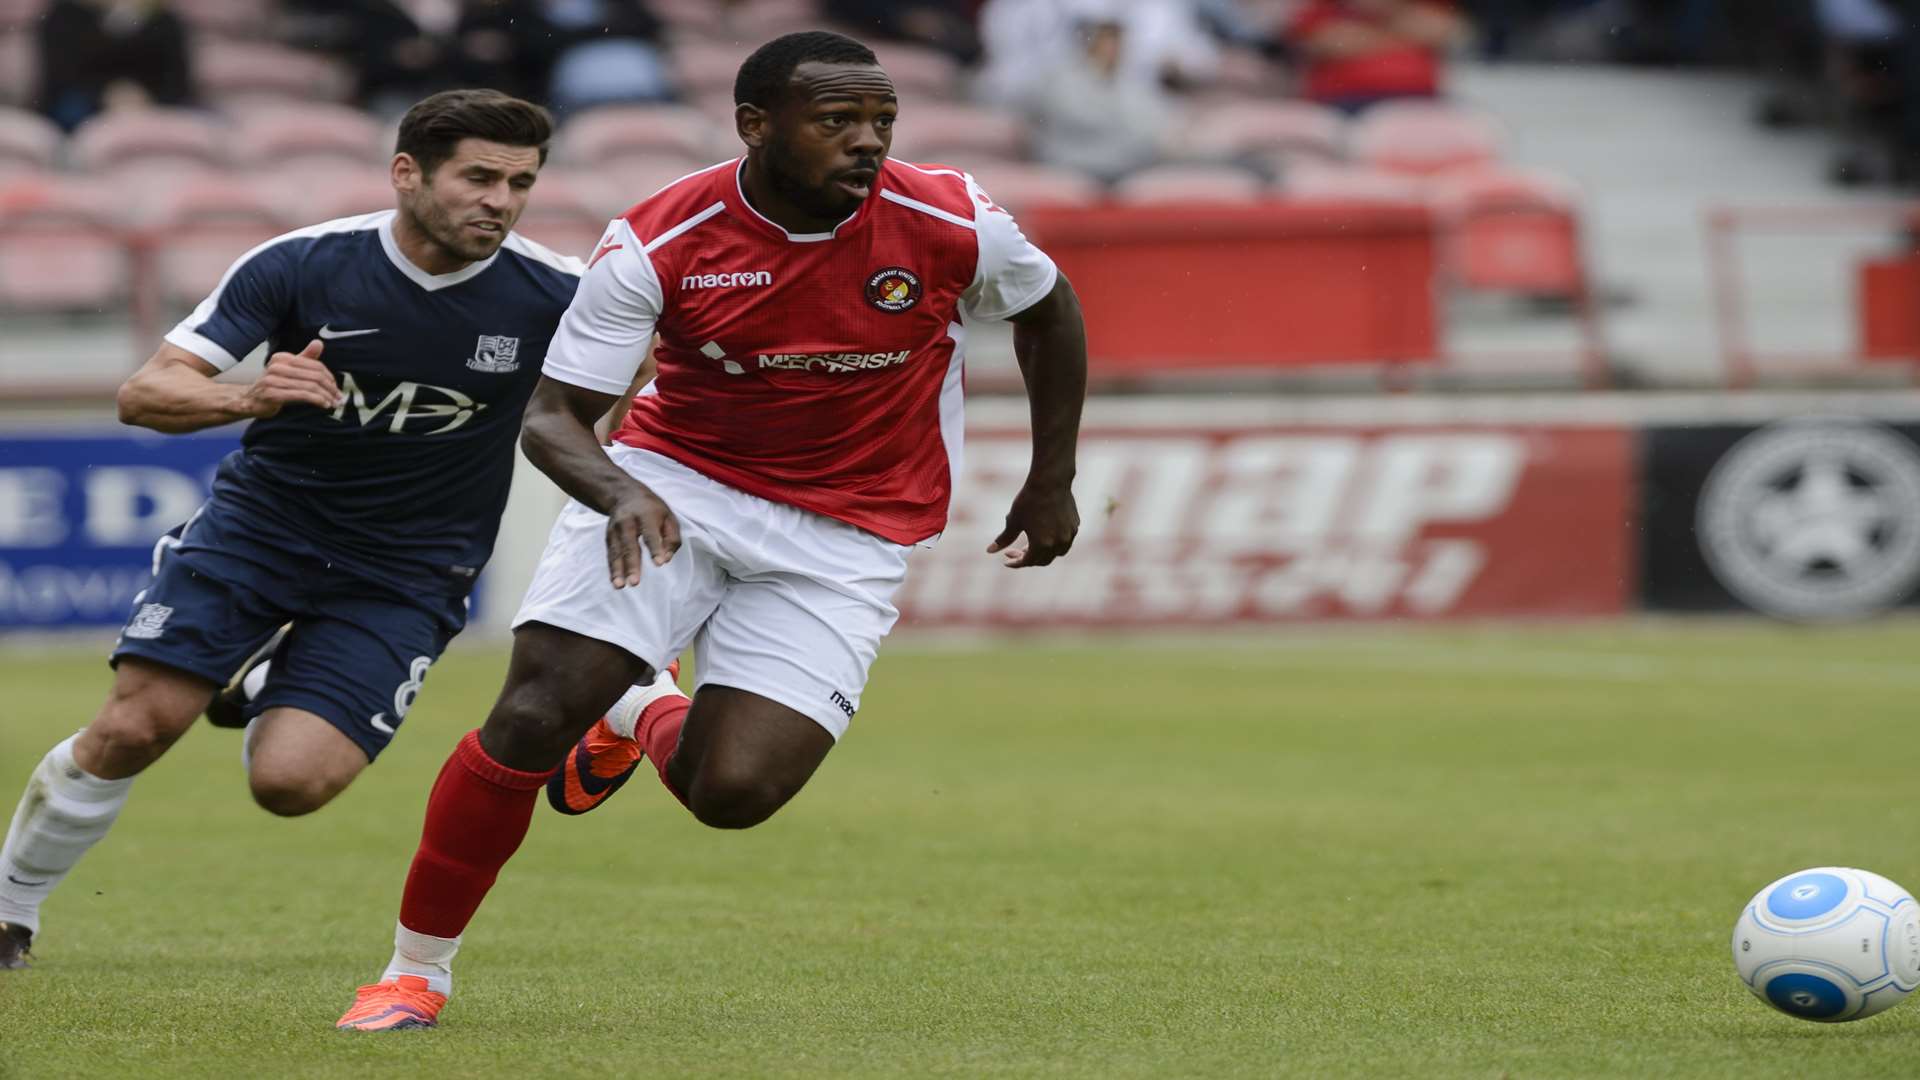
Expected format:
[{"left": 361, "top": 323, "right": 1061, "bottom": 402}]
[
  {"left": 686, "top": 770, "right": 789, "bottom": 830},
  {"left": 84, "top": 701, "right": 189, "bottom": 772},
  {"left": 247, "top": 767, "right": 345, "bottom": 817},
  {"left": 483, "top": 684, "right": 592, "bottom": 767}
]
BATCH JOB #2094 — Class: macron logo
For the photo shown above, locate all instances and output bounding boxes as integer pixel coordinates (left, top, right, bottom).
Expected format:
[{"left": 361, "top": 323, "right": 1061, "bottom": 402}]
[{"left": 682, "top": 271, "right": 772, "bottom": 290}]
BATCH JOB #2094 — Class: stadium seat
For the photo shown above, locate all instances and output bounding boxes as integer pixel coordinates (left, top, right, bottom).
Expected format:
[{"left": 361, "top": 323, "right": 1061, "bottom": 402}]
[
  {"left": 1433, "top": 165, "right": 1587, "bottom": 298},
  {"left": 0, "top": 0, "right": 43, "bottom": 32},
  {"left": 672, "top": 40, "right": 752, "bottom": 97},
  {"left": 229, "top": 104, "right": 385, "bottom": 170},
  {"left": 0, "top": 177, "right": 133, "bottom": 312},
  {"left": 144, "top": 177, "right": 289, "bottom": 309},
  {"left": 1278, "top": 162, "right": 1433, "bottom": 202},
  {"left": 957, "top": 162, "right": 1101, "bottom": 214},
  {"left": 197, "top": 40, "right": 352, "bottom": 107},
  {"left": 168, "top": 0, "right": 273, "bottom": 38},
  {"left": 1349, "top": 102, "right": 1502, "bottom": 176},
  {"left": 510, "top": 170, "right": 620, "bottom": 259},
  {"left": 868, "top": 44, "right": 961, "bottom": 100},
  {"left": 599, "top": 157, "right": 721, "bottom": 203},
  {"left": 0, "top": 30, "right": 33, "bottom": 108},
  {"left": 0, "top": 107, "right": 59, "bottom": 179},
  {"left": 558, "top": 105, "right": 714, "bottom": 167},
  {"left": 1187, "top": 101, "right": 1345, "bottom": 165},
  {"left": 70, "top": 108, "right": 225, "bottom": 176},
  {"left": 889, "top": 103, "right": 1026, "bottom": 164},
  {"left": 272, "top": 167, "right": 395, "bottom": 223},
  {"left": 1112, "top": 164, "right": 1266, "bottom": 205}
]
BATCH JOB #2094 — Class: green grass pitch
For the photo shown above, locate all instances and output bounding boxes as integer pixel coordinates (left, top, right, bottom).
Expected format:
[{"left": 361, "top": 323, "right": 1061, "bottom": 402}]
[{"left": 3, "top": 621, "right": 1919, "bottom": 1079}]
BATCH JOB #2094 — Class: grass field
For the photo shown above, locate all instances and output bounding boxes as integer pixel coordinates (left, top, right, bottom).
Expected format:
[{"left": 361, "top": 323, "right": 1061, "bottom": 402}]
[{"left": 3, "top": 620, "right": 1920, "bottom": 1079}]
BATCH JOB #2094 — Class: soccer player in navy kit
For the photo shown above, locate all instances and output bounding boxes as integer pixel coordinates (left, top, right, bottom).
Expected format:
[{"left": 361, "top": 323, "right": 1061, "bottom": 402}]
[{"left": 0, "top": 90, "right": 587, "bottom": 969}]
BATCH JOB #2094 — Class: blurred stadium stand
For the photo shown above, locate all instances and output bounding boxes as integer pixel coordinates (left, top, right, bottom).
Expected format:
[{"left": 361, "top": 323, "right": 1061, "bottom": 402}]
[{"left": 0, "top": 0, "right": 1917, "bottom": 396}]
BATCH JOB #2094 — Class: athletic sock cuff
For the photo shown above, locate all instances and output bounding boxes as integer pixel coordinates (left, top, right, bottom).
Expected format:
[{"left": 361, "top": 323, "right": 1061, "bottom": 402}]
[{"left": 453, "top": 730, "right": 552, "bottom": 791}]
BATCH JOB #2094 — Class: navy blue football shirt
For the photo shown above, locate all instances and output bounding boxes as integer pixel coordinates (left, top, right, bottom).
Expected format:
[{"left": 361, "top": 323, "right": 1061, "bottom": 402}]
[{"left": 163, "top": 209, "right": 583, "bottom": 594}]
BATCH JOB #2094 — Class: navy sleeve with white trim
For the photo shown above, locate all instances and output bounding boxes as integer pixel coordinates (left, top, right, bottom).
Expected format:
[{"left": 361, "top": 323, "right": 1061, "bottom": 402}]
[{"left": 164, "top": 239, "right": 302, "bottom": 370}]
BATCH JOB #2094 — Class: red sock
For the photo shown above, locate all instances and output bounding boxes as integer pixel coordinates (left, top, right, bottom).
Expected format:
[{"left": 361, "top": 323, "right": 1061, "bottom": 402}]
[
  {"left": 397, "top": 730, "right": 549, "bottom": 938},
  {"left": 637, "top": 696, "right": 690, "bottom": 806}
]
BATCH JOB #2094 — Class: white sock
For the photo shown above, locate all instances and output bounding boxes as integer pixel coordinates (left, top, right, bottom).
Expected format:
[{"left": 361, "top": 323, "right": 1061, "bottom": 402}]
[
  {"left": 383, "top": 922, "right": 460, "bottom": 997},
  {"left": 0, "top": 734, "right": 135, "bottom": 935},
  {"left": 603, "top": 667, "right": 688, "bottom": 741}
]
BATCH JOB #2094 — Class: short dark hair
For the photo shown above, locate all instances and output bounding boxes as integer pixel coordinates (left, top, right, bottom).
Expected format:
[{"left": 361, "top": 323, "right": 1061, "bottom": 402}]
[
  {"left": 733, "top": 31, "right": 880, "bottom": 108},
  {"left": 395, "top": 89, "right": 553, "bottom": 175}
]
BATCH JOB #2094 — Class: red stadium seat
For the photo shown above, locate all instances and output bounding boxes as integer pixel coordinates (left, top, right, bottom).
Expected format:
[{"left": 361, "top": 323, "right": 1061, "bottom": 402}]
[
  {"left": 0, "top": 177, "right": 133, "bottom": 312},
  {"left": 599, "top": 157, "right": 722, "bottom": 204},
  {"left": 558, "top": 105, "right": 714, "bottom": 166},
  {"left": 511, "top": 170, "right": 619, "bottom": 260},
  {"left": 168, "top": 0, "right": 272, "bottom": 38},
  {"left": 672, "top": 40, "right": 752, "bottom": 97},
  {"left": 0, "top": 0, "right": 44, "bottom": 32},
  {"left": 959, "top": 162, "right": 1101, "bottom": 214},
  {"left": 1278, "top": 162, "right": 1433, "bottom": 203},
  {"left": 868, "top": 44, "right": 961, "bottom": 101},
  {"left": 0, "top": 30, "right": 34, "bottom": 107},
  {"left": 1433, "top": 165, "right": 1587, "bottom": 297},
  {"left": 144, "top": 177, "right": 290, "bottom": 309},
  {"left": 272, "top": 167, "right": 395, "bottom": 223},
  {"left": 1349, "top": 102, "right": 1502, "bottom": 176},
  {"left": 1187, "top": 101, "right": 1345, "bottom": 164},
  {"left": 229, "top": 104, "right": 384, "bottom": 170},
  {"left": 1112, "top": 164, "right": 1266, "bottom": 205},
  {"left": 197, "top": 40, "right": 353, "bottom": 107},
  {"left": 0, "top": 107, "right": 59, "bottom": 178},
  {"left": 888, "top": 103, "right": 1026, "bottom": 164},
  {"left": 70, "top": 108, "right": 225, "bottom": 175}
]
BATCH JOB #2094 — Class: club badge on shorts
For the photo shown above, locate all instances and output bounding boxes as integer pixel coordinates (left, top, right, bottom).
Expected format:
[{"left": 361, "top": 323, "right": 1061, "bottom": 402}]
[{"left": 865, "top": 267, "right": 922, "bottom": 313}]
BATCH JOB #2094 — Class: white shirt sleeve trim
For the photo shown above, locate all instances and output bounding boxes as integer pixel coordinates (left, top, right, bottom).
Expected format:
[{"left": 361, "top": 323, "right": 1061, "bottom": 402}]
[
  {"left": 878, "top": 188, "right": 977, "bottom": 231},
  {"left": 643, "top": 201, "right": 728, "bottom": 255},
  {"left": 161, "top": 327, "right": 242, "bottom": 372}
]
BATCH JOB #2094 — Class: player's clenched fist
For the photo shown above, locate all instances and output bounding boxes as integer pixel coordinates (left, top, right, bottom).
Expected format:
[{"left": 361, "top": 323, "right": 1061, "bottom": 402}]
[
  {"left": 988, "top": 479, "right": 1080, "bottom": 568},
  {"left": 243, "top": 339, "right": 344, "bottom": 417},
  {"left": 605, "top": 485, "right": 682, "bottom": 587}
]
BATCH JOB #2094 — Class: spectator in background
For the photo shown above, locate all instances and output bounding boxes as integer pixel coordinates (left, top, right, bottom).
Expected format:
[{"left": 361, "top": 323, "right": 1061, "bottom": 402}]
[
  {"left": 542, "top": 0, "right": 676, "bottom": 114},
  {"left": 822, "top": 0, "right": 983, "bottom": 62},
  {"left": 36, "top": 0, "right": 194, "bottom": 132},
  {"left": 1023, "top": 8, "right": 1177, "bottom": 185},
  {"left": 284, "top": 1, "right": 563, "bottom": 117},
  {"left": 1286, "top": 0, "right": 1468, "bottom": 111},
  {"left": 977, "top": 0, "right": 1222, "bottom": 108}
]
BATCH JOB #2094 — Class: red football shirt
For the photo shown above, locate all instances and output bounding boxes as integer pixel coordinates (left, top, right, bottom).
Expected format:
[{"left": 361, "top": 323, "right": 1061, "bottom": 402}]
[{"left": 543, "top": 158, "right": 1059, "bottom": 545}]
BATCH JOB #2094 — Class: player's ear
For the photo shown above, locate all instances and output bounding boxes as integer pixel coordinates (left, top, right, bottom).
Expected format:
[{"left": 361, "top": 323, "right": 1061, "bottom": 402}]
[
  {"left": 736, "top": 104, "right": 768, "bottom": 150},
  {"left": 391, "top": 152, "right": 422, "bottom": 195}
]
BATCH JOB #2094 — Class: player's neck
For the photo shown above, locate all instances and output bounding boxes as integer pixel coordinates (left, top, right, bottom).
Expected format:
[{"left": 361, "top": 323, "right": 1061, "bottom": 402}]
[
  {"left": 739, "top": 159, "right": 844, "bottom": 236},
  {"left": 391, "top": 210, "right": 473, "bottom": 277}
]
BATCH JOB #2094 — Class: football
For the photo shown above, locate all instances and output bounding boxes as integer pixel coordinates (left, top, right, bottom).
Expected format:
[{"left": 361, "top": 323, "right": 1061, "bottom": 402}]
[{"left": 1732, "top": 867, "right": 1920, "bottom": 1022}]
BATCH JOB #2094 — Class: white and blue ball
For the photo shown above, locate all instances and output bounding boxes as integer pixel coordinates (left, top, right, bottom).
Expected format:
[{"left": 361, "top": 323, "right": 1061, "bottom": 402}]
[{"left": 1732, "top": 866, "right": 1920, "bottom": 1022}]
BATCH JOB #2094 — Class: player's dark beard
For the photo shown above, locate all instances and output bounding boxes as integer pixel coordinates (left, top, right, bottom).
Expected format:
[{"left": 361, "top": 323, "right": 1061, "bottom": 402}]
[
  {"left": 408, "top": 189, "right": 498, "bottom": 264},
  {"left": 765, "top": 139, "right": 864, "bottom": 220}
]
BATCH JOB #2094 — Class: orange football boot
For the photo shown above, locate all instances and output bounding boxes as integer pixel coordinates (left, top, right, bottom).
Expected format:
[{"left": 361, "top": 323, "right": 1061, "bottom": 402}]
[
  {"left": 335, "top": 975, "right": 446, "bottom": 1031},
  {"left": 547, "top": 659, "right": 681, "bottom": 815}
]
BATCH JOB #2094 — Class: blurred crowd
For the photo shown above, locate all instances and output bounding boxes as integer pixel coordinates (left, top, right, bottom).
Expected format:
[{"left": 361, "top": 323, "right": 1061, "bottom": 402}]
[
  {"left": 23, "top": 0, "right": 1487, "bottom": 188},
  {"left": 24, "top": 0, "right": 1919, "bottom": 190}
]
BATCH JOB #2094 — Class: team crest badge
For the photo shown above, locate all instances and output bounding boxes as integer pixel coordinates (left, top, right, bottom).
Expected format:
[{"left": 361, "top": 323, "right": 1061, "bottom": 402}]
[
  {"left": 467, "top": 334, "right": 521, "bottom": 373},
  {"left": 865, "top": 267, "right": 922, "bottom": 313}
]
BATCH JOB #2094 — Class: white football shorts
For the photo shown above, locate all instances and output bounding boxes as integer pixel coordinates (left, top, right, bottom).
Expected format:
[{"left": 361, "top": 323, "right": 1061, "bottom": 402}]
[{"left": 512, "top": 445, "right": 911, "bottom": 739}]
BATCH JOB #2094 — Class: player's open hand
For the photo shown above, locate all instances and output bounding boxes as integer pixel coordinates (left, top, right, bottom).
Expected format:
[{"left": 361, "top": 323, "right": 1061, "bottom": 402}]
[
  {"left": 605, "top": 485, "right": 681, "bottom": 587},
  {"left": 987, "top": 478, "right": 1079, "bottom": 568},
  {"left": 245, "top": 339, "right": 343, "bottom": 417}
]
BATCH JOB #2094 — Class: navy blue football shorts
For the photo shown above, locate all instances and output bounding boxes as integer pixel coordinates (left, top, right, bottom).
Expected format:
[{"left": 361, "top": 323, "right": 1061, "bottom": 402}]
[{"left": 109, "top": 493, "right": 468, "bottom": 761}]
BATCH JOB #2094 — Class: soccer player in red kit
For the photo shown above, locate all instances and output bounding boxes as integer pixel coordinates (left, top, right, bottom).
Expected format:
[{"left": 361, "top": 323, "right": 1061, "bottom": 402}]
[{"left": 336, "top": 30, "right": 1088, "bottom": 1030}]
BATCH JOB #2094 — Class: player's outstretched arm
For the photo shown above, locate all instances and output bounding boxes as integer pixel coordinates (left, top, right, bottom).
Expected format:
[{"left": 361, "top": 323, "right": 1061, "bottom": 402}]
[
  {"left": 116, "top": 340, "right": 344, "bottom": 435},
  {"left": 990, "top": 273, "right": 1088, "bottom": 569},
  {"left": 522, "top": 375, "right": 681, "bottom": 588}
]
